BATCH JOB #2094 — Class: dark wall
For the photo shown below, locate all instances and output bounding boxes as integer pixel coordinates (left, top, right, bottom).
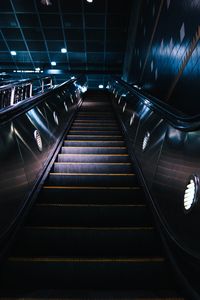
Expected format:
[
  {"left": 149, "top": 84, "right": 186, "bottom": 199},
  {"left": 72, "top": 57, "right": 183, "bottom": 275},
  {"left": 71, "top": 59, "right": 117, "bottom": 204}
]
[{"left": 124, "top": 0, "right": 200, "bottom": 115}]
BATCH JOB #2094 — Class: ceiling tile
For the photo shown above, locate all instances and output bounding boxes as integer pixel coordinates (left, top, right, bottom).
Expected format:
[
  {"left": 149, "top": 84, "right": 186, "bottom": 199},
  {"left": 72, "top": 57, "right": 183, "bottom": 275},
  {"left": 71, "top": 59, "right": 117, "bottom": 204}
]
[
  {"left": 0, "top": 14, "right": 18, "bottom": 28},
  {"left": 65, "top": 29, "right": 84, "bottom": 40},
  {"left": 2, "top": 28, "right": 23, "bottom": 40},
  {"left": 17, "top": 14, "right": 39, "bottom": 27},
  {"left": 86, "top": 29, "right": 104, "bottom": 40},
  {"left": 67, "top": 41, "right": 85, "bottom": 51},
  {"left": 23, "top": 28, "right": 43, "bottom": 40},
  {"left": 44, "top": 28, "right": 63, "bottom": 40},
  {"left": 63, "top": 14, "right": 83, "bottom": 28},
  {"left": 85, "top": 14, "right": 105, "bottom": 28},
  {"left": 40, "top": 14, "right": 61, "bottom": 27}
]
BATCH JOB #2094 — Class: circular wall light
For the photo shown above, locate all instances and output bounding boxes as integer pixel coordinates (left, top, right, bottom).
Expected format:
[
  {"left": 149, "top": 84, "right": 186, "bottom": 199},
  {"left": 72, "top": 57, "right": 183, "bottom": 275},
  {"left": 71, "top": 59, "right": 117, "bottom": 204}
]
[
  {"left": 64, "top": 101, "right": 68, "bottom": 112},
  {"left": 34, "top": 130, "right": 43, "bottom": 152},
  {"left": 184, "top": 175, "right": 199, "bottom": 212},
  {"left": 70, "top": 94, "right": 74, "bottom": 103},
  {"left": 130, "top": 112, "right": 135, "bottom": 126},
  {"left": 122, "top": 102, "right": 127, "bottom": 112},
  {"left": 118, "top": 96, "right": 122, "bottom": 104},
  {"left": 53, "top": 111, "right": 59, "bottom": 125},
  {"left": 142, "top": 131, "right": 150, "bottom": 151}
]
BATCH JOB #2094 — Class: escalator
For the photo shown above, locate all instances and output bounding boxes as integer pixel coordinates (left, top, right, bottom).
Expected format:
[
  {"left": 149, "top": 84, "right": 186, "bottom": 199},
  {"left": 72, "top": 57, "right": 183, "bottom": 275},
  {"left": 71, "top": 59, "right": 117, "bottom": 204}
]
[{"left": 0, "top": 91, "right": 184, "bottom": 299}]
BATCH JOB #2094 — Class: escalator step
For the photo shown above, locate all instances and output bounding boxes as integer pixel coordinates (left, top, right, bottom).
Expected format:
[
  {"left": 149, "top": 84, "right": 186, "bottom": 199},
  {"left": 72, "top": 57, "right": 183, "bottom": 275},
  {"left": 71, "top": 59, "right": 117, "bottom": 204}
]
[
  {"left": 27, "top": 203, "right": 152, "bottom": 227},
  {"left": 72, "top": 122, "right": 118, "bottom": 126},
  {"left": 38, "top": 186, "right": 143, "bottom": 204},
  {"left": 53, "top": 162, "right": 133, "bottom": 173},
  {"left": 0, "top": 257, "right": 176, "bottom": 290},
  {"left": 63, "top": 140, "right": 125, "bottom": 146},
  {"left": 11, "top": 226, "right": 162, "bottom": 257},
  {"left": 68, "top": 130, "right": 121, "bottom": 135},
  {"left": 57, "top": 153, "right": 130, "bottom": 163},
  {"left": 61, "top": 146, "right": 128, "bottom": 154},
  {"left": 47, "top": 173, "right": 136, "bottom": 186},
  {"left": 66, "top": 135, "right": 124, "bottom": 141}
]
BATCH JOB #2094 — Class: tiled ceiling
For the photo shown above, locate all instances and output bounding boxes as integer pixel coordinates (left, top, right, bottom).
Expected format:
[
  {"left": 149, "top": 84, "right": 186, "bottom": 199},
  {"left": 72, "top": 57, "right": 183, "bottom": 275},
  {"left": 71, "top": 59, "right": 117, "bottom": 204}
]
[{"left": 0, "top": 0, "right": 133, "bottom": 87}]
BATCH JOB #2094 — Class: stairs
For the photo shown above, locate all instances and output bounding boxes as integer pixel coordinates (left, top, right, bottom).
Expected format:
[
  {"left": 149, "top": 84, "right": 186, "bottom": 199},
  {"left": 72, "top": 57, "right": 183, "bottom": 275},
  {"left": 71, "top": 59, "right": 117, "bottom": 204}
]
[{"left": 0, "top": 91, "right": 184, "bottom": 299}]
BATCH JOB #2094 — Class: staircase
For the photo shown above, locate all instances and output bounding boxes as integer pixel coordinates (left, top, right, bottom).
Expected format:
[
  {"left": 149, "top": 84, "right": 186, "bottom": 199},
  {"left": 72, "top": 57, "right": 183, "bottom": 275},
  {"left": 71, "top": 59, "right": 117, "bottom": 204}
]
[{"left": 0, "top": 91, "right": 184, "bottom": 299}]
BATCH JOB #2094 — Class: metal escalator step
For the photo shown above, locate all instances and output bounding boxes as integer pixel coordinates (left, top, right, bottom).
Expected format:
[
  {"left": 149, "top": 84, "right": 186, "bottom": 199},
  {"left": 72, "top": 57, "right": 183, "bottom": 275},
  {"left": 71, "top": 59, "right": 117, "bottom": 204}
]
[
  {"left": 47, "top": 173, "right": 136, "bottom": 187},
  {"left": 0, "top": 256, "right": 176, "bottom": 290},
  {"left": 68, "top": 131, "right": 121, "bottom": 136},
  {"left": 74, "top": 120, "right": 118, "bottom": 124},
  {"left": 58, "top": 153, "right": 130, "bottom": 162},
  {"left": 11, "top": 226, "right": 162, "bottom": 257},
  {"left": 27, "top": 203, "right": 152, "bottom": 227},
  {"left": 53, "top": 162, "right": 133, "bottom": 173},
  {"left": 71, "top": 126, "right": 119, "bottom": 130},
  {"left": 73, "top": 121, "right": 118, "bottom": 125},
  {"left": 73, "top": 118, "right": 117, "bottom": 121},
  {"left": 66, "top": 135, "right": 124, "bottom": 140},
  {"left": 61, "top": 146, "right": 128, "bottom": 154},
  {"left": 63, "top": 140, "right": 125, "bottom": 147},
  {"left": 38, "top": 186, "right": 143, "bottom": 204}
]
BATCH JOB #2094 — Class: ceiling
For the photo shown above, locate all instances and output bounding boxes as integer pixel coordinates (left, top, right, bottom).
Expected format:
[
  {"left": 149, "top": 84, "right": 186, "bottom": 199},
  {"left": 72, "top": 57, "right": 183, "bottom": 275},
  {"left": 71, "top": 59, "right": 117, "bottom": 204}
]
[{"left": 0, "top": 0, "right": 133, "bottom": 87}]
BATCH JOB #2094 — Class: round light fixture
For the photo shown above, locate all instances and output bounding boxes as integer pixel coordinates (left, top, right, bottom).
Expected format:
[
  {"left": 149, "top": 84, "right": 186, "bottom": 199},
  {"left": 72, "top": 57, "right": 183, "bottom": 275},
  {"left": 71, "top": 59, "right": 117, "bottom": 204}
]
[
  {"left": 10, "top": 51, "right": 17, "bottom": 56},
  {"left": 64, "top": 101, "right": 68, "bottom": 112},
  {"left": 122, "top": 102, "right": 127, "bottom": 112},
  {"left": 130, "top": 113, "right": 135, "bottom": 126},
  {"left": 34, "top": 130, "right": 43, "bottom": 152},
  {"left": 61, "top": 48, "right": 67, "bottom": 53},
  {"left": 142, "top": 131, "right": 150, "bottom": 151},
  {"left": 184, "top": 175, "right": 199, "bottom": 212},
  {"left": 53, "top": 111, "right": 59, "bottom": 125}
]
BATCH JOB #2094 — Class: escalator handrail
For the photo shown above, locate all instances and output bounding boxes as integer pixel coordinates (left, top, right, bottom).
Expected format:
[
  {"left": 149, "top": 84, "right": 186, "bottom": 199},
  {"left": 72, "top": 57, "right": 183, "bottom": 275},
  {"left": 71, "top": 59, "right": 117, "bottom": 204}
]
[
  {"left": 0, "top": 78, "right": 79, "bottom": 124},
  {"left": 114, "top": 78, "right": 200, "bottom": 131}
]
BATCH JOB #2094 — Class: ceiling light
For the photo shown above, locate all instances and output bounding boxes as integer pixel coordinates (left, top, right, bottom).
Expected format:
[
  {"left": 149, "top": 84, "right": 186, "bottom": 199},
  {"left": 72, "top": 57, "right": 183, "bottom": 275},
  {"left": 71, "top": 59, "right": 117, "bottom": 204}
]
[
  {"left": 98, "top": 84, "right": 104, "bottom": 89},
  {"left": 51, "top": 61, "right": 56, "bottom": 66},
  {"left": 35, "top": 67, "right": 41, "bottom": 72},
  {"left": 61, "top": 48, "right": 67, "bottom": 53},
  {"left": 86, "top": 0, "right": 93, "bottom": 2},
  {"left": 10, "top": 51, "right": 16, "bottom": 56}
]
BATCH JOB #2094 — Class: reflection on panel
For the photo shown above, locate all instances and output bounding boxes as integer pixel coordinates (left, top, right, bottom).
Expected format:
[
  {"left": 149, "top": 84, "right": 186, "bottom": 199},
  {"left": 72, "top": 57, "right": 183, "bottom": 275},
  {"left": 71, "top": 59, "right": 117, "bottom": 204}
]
[{"left": 0, "top": 78, "right": 85, "bottom": 241}]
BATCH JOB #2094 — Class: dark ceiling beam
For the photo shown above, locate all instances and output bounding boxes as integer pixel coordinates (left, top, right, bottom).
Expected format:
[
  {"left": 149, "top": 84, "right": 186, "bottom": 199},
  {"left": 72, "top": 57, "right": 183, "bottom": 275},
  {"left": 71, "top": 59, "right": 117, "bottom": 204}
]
[{"left": 122, "top": 0, "right": 142, "bottom": 83}]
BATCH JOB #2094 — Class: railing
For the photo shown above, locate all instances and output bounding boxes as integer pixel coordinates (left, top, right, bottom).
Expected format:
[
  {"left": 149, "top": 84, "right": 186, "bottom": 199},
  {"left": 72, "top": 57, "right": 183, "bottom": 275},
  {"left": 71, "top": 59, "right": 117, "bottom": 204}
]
[
  {"left": 0, "top": 77, "right": 53, "bottom": 110},
  {"left": 110, "top": 78, "right": 200, "bottom": 298}
]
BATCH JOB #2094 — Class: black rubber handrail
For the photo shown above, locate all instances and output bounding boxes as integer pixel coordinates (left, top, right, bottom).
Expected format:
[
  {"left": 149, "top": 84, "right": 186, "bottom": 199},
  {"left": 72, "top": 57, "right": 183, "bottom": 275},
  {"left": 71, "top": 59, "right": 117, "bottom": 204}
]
[
  {"left": 114, "top": 78, "right": 200, "bottom": 131},
  {"left": 0, "top": 78, "right": 79, "bottom": 125}
]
